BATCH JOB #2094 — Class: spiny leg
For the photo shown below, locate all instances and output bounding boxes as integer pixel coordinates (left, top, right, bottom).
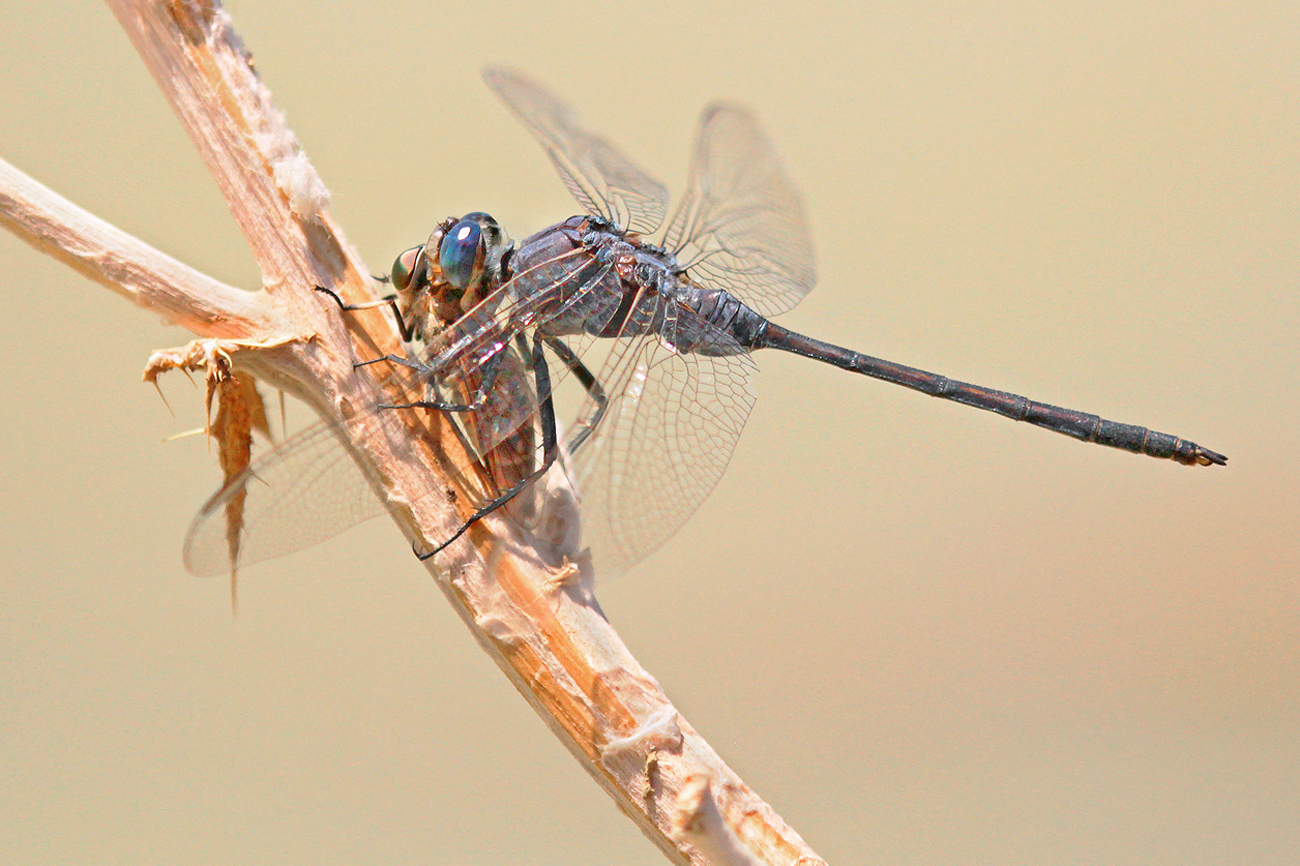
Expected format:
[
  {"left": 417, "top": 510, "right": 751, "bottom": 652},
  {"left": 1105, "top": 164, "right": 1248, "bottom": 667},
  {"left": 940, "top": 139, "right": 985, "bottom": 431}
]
[
  {"left": 544, "top": 336, "right": 607, "bottom": 455},
  {"left": 415, "top": 331, "right": 561, "bottom": 560},
  {"left": 318, "top": 285, "right": 512, "bottom": 415},
  {"left": 378, "top": 348, "right": 512, "bottom": 414},
  {"left": 314, "top": 285, "right": 418, "bottom": 342}
]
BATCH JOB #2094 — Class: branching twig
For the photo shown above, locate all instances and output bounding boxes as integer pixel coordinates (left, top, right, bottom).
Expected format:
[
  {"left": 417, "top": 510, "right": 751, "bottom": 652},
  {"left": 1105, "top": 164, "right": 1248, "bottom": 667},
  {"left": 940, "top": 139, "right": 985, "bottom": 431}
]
[{"left": 0, "top": 1, "right": 828, "bottom": 863}]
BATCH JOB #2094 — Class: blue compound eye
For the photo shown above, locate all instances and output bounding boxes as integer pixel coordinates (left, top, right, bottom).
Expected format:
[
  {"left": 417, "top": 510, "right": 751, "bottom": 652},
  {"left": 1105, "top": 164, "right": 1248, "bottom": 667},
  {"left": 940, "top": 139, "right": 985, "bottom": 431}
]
[{"left": 439, "top": 217, "right": 482, "bottom": 291}]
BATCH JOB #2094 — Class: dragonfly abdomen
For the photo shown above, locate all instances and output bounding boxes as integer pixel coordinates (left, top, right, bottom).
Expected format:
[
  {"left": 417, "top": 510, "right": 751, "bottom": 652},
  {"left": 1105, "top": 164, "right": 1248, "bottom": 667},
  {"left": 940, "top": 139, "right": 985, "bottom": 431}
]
[
  {"left": 665, "top": 285, "right": 769, "bottom": 356},
  {"left": 756, "top": 323, "right": 1227, "bottom": 466}
]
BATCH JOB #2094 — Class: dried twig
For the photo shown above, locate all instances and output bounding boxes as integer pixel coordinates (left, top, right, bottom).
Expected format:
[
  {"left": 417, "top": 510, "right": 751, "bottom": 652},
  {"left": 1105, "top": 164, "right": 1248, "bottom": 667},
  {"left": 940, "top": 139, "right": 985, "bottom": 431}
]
[{"left": 0, "top": 1, "right": 827, "bottom": 863}]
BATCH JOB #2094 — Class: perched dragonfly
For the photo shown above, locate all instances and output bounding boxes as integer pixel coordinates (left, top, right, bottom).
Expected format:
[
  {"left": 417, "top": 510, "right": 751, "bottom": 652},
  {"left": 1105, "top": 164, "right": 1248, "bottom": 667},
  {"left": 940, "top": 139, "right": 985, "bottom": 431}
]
[{"left": 184, "top": 67, "right": 1225, "bottom": 579}]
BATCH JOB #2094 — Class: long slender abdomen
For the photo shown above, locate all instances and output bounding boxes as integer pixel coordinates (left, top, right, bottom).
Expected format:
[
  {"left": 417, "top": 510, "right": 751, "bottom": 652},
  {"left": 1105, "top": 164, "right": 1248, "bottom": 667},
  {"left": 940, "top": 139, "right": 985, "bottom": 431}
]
[{"left": 756, "top": 322, "right": 1227, "bottom": 466}]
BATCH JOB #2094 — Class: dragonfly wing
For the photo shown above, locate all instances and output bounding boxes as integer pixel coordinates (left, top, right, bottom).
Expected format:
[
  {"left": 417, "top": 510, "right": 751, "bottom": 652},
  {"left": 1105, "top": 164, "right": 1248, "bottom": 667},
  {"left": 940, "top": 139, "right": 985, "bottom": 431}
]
[
  {"left": 557, "top": 310, "right": 759, "bottom": 578},
  {"left": 661, "top": 104, "right": 816, "bottom": 318},
  {"left": 483, "top": 67, "right": 670, "bottom": 235},
  {"left": 183, "top": 419, "right": 388, "bottom": 577}
]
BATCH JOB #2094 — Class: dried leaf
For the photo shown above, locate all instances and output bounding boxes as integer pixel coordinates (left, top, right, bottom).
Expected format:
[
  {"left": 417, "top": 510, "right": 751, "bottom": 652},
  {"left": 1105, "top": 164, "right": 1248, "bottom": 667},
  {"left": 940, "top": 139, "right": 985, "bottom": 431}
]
[{"left": 144, "top": 337, "right": 284, "bottom": 607}]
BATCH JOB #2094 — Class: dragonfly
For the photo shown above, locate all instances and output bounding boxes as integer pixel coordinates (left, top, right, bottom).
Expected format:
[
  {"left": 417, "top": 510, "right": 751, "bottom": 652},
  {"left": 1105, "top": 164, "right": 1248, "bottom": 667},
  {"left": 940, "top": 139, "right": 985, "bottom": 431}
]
[{"left": 184, "top": 67, "right": 1226, "bottom": 579}]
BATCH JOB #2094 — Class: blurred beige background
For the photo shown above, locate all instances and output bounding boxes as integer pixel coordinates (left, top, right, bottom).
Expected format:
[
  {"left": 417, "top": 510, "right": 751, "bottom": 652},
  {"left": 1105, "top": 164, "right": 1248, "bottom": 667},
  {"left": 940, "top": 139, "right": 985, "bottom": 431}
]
[{"left": 1, "top": 1, "right": 1295, "bottom": 864}]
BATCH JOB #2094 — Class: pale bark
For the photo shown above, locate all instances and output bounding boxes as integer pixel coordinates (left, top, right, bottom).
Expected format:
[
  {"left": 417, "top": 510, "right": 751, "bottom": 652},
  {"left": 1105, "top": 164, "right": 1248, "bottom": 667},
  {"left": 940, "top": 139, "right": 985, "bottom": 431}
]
[{"left": 0, "top": 1, "right": 828, "bottom": 863}]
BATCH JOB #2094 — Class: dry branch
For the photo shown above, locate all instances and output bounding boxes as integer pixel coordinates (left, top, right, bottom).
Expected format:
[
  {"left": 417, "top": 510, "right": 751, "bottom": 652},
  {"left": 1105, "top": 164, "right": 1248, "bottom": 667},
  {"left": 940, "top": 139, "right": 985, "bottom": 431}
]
[{"left": 0, "top": 1, "right": 829, "bottom": 863}]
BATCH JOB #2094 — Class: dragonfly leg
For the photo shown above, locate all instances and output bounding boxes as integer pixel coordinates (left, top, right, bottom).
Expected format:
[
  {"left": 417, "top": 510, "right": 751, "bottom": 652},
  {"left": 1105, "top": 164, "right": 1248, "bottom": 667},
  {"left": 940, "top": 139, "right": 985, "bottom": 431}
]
[
  {"left": 356, "top": 353, "right": 425, "bottom": 371},
  {"left": 350, "top": 354, "right": 480, "bottom": 413},
  {"left": 317, "top": 285, "right": 472, "bottom": 409},
  {"left": 415, "top": 332, "right": 561, "bottom": 560},
  {"left": 314, "top": 285, "right": 417, "bottom": 342},
  {"left": 381, "top": 395, "right": 476, "bottom": 413},
  {"left": 381, "top": 348, "right": 511, "bottom": 414},
  {"left": 544, "top": 337, "right": 607, "bottom": 455}
]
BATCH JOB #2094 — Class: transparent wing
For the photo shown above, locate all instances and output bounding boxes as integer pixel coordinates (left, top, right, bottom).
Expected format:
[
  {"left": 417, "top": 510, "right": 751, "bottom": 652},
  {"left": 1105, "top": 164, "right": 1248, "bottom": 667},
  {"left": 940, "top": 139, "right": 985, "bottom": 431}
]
[
  {"left": 661, "top": 104, "right": 816, "bottom": 318},
  {"left": 483, "top": 67, "right": 670, "bottom": 235},
  {"left": 183, "top": 419, "right": 387, "bottom": 577},
  {"left": 183, "top": 367, "right": 555, "bottom": 578},
  {"left": 555, "top": 306, "right": 759, "bottom": 578}
]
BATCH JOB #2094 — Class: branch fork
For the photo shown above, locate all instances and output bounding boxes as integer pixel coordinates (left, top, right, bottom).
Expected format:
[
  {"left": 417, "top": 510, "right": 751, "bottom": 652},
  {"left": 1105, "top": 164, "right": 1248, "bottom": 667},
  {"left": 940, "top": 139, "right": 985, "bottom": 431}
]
[{"left": 0, "top": 1, "right": 829, "bottom": 863}]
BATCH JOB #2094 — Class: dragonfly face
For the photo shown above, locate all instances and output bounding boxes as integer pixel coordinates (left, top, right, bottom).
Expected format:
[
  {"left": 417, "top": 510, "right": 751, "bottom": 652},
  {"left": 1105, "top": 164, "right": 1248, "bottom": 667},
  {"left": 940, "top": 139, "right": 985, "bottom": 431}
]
[{"left": 388, "top": 214, "right": 514, "bottom": 343}]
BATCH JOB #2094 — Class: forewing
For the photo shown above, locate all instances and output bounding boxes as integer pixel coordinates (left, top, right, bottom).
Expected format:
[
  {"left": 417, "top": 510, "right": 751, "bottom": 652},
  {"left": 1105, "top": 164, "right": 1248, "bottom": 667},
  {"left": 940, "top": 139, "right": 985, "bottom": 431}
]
[
  {"left": 183, "top": 419, "right": 387, "bottom": 577},
  {"left": 662, "top": 104, "right": 816, "bottom": 318},
  {"left": 558, "top": 309, "right": 758, "bottom": 578},
  {"left": 483, "top": 67, "right": 670, "bottom": 235}
]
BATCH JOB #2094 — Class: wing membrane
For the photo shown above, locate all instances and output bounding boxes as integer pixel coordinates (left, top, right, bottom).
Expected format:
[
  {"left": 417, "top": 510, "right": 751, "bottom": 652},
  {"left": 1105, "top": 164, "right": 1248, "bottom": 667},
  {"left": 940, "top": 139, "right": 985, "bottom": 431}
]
[
  {"left": 662, "top": 104, "right": 816, "bottom": 317},
  {"left": 483, "top": 67, "right": 670, "bottom": 235},
  {"left": 555, "top": 299, "right": 759, "bottom": 577},
  {"left": 183, "top": 419, "right": 387, "bottom": 577}
]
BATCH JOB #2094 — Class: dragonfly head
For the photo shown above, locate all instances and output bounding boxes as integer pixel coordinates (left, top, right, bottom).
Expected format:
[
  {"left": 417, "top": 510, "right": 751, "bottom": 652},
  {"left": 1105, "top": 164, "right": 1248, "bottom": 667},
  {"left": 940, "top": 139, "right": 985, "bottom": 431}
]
[
  {"left": 437, "top": 212, "right": 511, "bottom": 309},
  {"left": 389, "top": 213, "right": 512, "bottom": 330}
]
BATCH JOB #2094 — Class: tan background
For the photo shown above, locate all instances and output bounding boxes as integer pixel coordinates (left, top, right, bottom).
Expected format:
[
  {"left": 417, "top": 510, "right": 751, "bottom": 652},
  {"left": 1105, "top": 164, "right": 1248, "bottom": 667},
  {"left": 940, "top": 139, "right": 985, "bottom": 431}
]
[{"left": 1, "top": 2, "right": 1296, "bottom": 863}]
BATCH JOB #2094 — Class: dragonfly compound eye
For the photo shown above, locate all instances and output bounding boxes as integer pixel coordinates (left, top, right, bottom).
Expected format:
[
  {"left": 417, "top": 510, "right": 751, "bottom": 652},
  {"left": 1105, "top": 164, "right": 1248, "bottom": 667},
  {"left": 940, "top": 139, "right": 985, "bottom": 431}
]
[
  {"left": 390, "top": 245, "right": 424, "bottom": 293},
  {"left": 439, "top": 216, "right": 485, "bottom": 291}
]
